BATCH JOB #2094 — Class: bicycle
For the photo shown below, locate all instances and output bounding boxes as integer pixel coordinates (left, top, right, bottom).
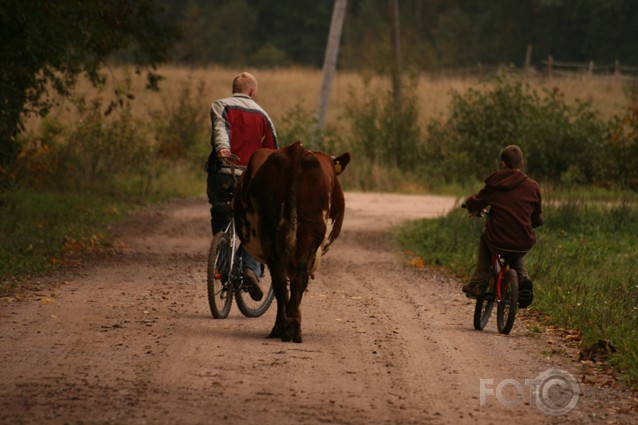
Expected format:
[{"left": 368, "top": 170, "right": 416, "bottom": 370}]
[
  {"left": 206, "top": 158, "right": 274, "bottom": 319},
  {"left": 463, "top": 206, "right": 519, "bottom": 335}
]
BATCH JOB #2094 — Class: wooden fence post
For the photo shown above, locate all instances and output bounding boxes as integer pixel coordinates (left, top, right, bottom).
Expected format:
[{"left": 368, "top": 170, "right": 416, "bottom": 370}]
[
  {"left": 524, "top": 45, "right": 532, "bottom": 73},
  {"left": 547, "top": 55, "right": 553, "bottom": 78}
]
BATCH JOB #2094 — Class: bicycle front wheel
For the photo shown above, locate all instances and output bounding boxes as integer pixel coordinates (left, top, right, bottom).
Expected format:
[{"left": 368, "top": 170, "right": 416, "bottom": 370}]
[
  {"left": 497, "top": 269, "right": 518, "bottom": 334},
  {"left": 473, "top": 291, "right": 495, "bottom": 330},
  {"left": 235, "top": 265, "right": 275, "bottom": 318},
  {"left": 207, "top": 232, "right": 233, "bottom": 319}
]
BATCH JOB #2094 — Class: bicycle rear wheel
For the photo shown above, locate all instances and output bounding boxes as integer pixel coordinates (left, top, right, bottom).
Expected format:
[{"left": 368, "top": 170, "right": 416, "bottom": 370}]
[
  {"left": 473, "top": 290, "right": 495, "bottom": 330},
  {"left": 497, "top": 269, "right": 518, "bottom": 334},
  {"left": 235, "top": 265, "right": 275, "bottom": 318},
  {"left": 207, "top": 232, "right": 233, "bottom": 319}
]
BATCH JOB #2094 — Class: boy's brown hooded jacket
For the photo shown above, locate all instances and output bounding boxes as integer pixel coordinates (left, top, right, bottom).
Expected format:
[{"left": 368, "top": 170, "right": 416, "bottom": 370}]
[{"left": 465, "top": 169, "right": 543, "bottom": 252}]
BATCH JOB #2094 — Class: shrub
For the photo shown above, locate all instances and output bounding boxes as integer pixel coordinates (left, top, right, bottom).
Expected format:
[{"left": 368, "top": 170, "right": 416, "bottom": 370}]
[
  {"left": 424, "top": 73, "right": 608, "bottom": 187},
  {"left": 275, "top": 101, "right": 341, "bottom": 155},
  {"left": 344, "top": 76, "right": 423, "bottom": 171},
  {"left": 151, "top": 79, "right": 209, "bottom": 166},
  {"left": 14, "top": 88, "right": 153, "bottom": 195}
]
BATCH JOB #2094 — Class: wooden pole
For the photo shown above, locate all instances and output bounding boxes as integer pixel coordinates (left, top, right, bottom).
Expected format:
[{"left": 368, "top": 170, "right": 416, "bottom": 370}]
[
  {"left": 389, "top": 0, "right": 402, "bottom": 112},
  {"left": 524, "top": 45, "right": 532, "bottom": 73},
  {"left": 316, "top": 0, "right": 348, "bottom": 130}
]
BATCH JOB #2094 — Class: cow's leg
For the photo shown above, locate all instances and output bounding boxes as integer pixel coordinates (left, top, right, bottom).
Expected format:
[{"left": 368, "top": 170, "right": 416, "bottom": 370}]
[
  {"left": 267, "top": 264, "right": 289, "bottom": 340},
  {"left": 286, "top": 266, "right": 309, "bottom": 343}
]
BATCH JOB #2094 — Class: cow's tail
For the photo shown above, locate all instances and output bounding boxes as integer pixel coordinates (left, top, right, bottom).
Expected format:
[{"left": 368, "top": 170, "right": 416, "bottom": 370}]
[{"left": 284, "top": 142, "right": 304, "bottom": 258}]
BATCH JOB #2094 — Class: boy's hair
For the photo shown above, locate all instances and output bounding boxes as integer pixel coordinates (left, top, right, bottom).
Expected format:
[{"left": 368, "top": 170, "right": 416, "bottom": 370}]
[
  {"left": 501, "top": 145, "right": 524, "bottom": 169},
  {"left": 232, "top": 72, "right": 257, "bottom": 94}
]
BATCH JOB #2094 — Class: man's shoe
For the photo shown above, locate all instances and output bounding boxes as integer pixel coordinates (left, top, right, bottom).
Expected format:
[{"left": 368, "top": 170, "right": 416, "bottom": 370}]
[{"left": 243, "top": 268, "right": 263, "bottom": 301}]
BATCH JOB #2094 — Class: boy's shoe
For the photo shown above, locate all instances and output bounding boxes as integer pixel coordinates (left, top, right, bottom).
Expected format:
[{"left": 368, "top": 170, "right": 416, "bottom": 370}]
[
  {"left": 518, "top": 278, "right": 534, "bottom": 308},
  {"left": 243, "top": 268, "right": 263, "bottom": 301},
  {"left": 462, "top": 283, "right": 485, "bottom": 297}
]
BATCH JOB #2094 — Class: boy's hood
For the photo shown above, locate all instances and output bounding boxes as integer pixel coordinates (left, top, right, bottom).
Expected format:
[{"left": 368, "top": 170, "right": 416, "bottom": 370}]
[{"left": 485, "top": 169, "right": 528, "bottom": 191}]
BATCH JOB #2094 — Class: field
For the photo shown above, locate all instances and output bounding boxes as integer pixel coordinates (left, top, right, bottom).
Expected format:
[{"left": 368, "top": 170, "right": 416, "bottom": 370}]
[{"left": 30, "top": 65, "right": 632, "bottom": 137}]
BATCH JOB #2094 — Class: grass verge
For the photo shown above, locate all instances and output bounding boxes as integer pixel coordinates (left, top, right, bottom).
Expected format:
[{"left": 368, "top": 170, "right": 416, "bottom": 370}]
[
  {"left": 397, "top": 199, "right": 638, "bottom": 384},
  {"left": 0, "top": 189, "right": 131, "bottom": 296}
]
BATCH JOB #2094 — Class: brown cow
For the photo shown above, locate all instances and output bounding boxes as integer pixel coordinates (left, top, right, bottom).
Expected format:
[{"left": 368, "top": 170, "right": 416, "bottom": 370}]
[{"left": 234, "top": 141, "right": 350, "bottom": 342}]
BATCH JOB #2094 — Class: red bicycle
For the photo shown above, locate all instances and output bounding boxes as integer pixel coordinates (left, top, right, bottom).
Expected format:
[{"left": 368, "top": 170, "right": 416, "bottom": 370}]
[{"left": 463, "top": 206, "right": 519, "bottom": 334}]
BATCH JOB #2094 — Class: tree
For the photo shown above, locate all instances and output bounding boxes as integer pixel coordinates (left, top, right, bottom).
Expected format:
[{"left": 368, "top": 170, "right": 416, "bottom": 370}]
[{"left": 0, "top": 0, "right": 176, "bottom": 182}]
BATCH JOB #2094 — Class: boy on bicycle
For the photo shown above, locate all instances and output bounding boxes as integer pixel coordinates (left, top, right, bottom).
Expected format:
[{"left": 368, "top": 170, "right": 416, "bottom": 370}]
[{"left": 462, "top": 145, "right": 543, "bottom": 307}]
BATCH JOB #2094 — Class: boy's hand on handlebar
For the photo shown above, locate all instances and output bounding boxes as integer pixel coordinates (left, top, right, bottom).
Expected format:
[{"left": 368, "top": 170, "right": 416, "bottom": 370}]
[{"left": 461, "top": 203, "right": 487, "bottom": 217}]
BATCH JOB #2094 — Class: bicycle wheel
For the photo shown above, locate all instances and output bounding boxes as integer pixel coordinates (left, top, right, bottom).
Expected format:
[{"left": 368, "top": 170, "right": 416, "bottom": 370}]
[
  {"left": 207, "top": 232, "right": 233, "bottom": 319},
  {"left": 497, "top": 269, "right": 518, "bottom": 334},
  {"left": 235, "top": 264, "right": 275, "bottom": 318},
  {"left": 473, "top": 288, "right": 495, "bottom": 330}
]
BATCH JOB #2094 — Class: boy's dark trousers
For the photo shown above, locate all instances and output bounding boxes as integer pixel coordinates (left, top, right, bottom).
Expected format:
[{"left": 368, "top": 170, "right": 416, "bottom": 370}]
[{"left": 469, "top": 233, "right": 530, "bottom": 286}]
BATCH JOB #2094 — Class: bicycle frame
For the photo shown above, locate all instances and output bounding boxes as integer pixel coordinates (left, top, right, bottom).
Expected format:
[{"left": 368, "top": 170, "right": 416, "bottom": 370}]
[
  {"left": 492, "top": 254, "right": 508, "bottom": 301},
  {"left": 465, "top": 204, "right": 519, "bottom": 334},
  {"left": 214, "top": 220, "right": 238, "bottom": 282}
]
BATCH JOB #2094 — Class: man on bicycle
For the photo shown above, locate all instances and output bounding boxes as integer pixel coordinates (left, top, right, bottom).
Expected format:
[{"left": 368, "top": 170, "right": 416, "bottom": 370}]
[
  {"left": 206, "top": 72, "right": 278, "bottom": 301},
  {"left": 462, "top": 145, "right": 543, "bottom": 307}
]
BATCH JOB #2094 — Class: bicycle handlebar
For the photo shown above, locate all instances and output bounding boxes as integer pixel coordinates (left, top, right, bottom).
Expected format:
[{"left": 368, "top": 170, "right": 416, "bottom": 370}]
[{"left": 461, "top": 203, "right": 488, "bottom": 218}]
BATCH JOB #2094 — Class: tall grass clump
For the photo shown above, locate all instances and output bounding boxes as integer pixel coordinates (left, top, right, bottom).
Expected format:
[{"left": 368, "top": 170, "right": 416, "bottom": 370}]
[{"left": 398, "top": 199, "right": 638, "bottom": 383}]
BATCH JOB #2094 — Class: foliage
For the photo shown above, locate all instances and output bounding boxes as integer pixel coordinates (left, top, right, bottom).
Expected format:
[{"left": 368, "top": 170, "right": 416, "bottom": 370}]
[
  {"left": 423, "top": 73, "right": 637, "bottom": 189},
  {"left": 13, "top": 78, "right": 207, "bottom": 199},
  {"left": 0, "top": 0, "right": 176, "bottom": 178},
  {"left": 161, "top": 0, "right": 638, "bottom": 72},
  {"left": 152, "top": 79, "right": 209, "bottom": 165},
  {"left": 603, "top": 102, "right": 638, "bottom": 190},
  {"left": 15, "top": 93, "right": 153, "bottom": 195},
  {"left": 397, "top": 198, "right": 638, "bottom": 382},
  {"left": 344, "top": 76, "right": 423, "bottom": 171},
  {"left": 275, "top": 101, "right": 340, "bottom": 155}
]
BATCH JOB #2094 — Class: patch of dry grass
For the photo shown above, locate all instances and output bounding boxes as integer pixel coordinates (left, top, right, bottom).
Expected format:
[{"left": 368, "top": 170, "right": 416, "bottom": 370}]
[{"left": 29, "top": 65, "right": 630, "bottom": 135}]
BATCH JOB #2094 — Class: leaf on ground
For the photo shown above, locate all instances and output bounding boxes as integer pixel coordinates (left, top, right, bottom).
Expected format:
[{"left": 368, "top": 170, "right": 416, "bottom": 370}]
[{"left": 408, "top": 257, "right": 426, "bottom": 269}]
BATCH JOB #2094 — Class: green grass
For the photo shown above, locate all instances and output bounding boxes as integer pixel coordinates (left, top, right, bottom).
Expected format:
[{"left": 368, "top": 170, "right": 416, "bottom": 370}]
[
  {"left": 0, "top": 190, "right": 130, "bottom": 289},
  {"left": 397, "top": 198, "right": 638, "bottom": 384}
]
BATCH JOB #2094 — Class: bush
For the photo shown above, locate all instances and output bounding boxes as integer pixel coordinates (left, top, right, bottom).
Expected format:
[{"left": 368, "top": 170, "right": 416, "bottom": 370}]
[
  {"left": 14, "top": 91, "right": 153, "bottom": 195},
  {"left": 152, "top": 79, "right": 209, "bottom": 166},
  {"left": 275, "top": 101, "right": 341, "bottom": 154},
  {"left": 424, "top": 73, "right": 608, "bottom": 187},
  {"left": 344, "top": 76, "right": 423, "bottom": 171},
  {"left": 603, "top": 103, "right": 638, "bottom": 190}
]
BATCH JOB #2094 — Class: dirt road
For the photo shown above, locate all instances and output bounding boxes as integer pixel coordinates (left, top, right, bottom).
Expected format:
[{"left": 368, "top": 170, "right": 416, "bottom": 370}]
[{"left": 1, "top": 193, "right": 635, "bottom": 424}]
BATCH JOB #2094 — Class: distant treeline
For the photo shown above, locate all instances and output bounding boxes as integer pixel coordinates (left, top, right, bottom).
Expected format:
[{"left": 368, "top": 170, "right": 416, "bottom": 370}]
[{"left": 159, "top": 0, "right": 638, "bottom": 71}]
